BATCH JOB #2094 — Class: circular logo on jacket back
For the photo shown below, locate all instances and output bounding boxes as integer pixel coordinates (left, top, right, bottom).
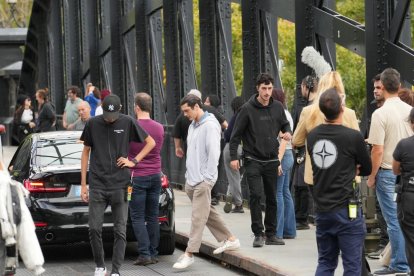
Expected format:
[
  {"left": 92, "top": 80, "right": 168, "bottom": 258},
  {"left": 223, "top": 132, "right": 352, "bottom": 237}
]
[{"left": 312, "top": 139, "right": 337, "bottom": 169}]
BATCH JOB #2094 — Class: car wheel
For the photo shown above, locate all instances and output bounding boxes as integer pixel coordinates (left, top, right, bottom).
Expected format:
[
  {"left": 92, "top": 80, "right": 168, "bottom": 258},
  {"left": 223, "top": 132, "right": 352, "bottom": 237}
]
[{"left": 158, "top": 224, "right": 175, "bottom": 255}]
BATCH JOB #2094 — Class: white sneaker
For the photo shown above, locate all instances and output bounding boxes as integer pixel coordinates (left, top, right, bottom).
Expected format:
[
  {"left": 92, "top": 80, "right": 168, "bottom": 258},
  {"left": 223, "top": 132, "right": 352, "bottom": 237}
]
[
  {"left": 110, "top": 274, "right": 120, "bottom": 276},
  {"left": 94, "top": 267, "right": 107, "bottom": 276},
  {"left": 213, "top": 239, "right": 241, "bottom": 254},
  {"left": 173, "top": 254, "right": 194, "bottom": 269}
]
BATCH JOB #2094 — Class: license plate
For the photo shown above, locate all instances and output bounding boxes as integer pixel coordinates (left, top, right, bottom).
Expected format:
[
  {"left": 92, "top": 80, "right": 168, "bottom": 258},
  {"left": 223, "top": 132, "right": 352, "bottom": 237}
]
[{"left": 69, "top": 185, "right": 87, "bottom": 197}]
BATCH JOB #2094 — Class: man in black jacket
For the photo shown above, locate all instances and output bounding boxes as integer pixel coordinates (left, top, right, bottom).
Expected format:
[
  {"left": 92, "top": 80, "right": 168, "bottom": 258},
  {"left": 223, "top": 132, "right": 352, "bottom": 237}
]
[
  {"left": 307, "top": 88, "right": 371, "bottom": 275},
  {"left": 229, "top": 73, "right": 291, "bottom": 247}
]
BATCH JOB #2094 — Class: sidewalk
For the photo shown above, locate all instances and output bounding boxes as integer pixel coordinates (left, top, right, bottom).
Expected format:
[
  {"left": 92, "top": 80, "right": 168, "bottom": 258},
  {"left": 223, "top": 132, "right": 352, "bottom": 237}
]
[
  {"left": 1, "top": 146, "right": 383, "bottom": 275},
  {"left": 174, "top": 189, "right": 383, "bottom": 276}
]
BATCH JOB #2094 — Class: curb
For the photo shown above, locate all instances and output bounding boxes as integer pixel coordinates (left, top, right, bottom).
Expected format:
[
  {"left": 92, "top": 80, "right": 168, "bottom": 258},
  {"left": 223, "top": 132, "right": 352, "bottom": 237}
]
[{"left": 175, "top": 231, "right": 286, "bottom": 276}]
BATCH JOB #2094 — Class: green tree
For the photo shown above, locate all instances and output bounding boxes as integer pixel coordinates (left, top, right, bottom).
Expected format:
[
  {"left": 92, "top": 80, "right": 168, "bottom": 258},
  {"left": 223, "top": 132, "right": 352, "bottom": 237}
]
[
  {"left": 0, "top": 0, "right": 32, "bottom": 28},
  {"left": 278, "top": 0, "right": 367, "bottom": 118}
]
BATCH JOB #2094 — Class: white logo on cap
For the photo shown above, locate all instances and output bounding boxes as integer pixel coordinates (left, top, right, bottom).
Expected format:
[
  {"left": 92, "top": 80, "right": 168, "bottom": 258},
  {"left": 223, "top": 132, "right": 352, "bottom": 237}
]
[{"left": 108, "top": 104, "right": 114, "bottom": 111}]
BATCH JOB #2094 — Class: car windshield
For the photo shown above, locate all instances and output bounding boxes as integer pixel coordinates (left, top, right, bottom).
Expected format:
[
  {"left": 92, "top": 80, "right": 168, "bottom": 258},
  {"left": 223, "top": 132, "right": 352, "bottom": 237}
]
[{"left": 35, "top": 138, "right": 83, "bottom": 167}]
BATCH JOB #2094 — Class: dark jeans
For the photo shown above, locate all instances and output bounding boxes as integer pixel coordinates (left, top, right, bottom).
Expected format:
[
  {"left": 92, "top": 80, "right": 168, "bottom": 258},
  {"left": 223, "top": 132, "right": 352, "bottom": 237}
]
[
  {"left": 295, "top": 186, "right": 310, "bottom": 224},
  {"left": 89, "top": 188, "right": 128, "bottom": 274},
  {"left": 315, "top": 207, "right": 366, "bottom": 276},
  {"left": 398, "top": 191, "right": 414, "bottom": 276},
  {"left": 129, "top": 173, "right": 161, "bottom": 259},
  {"left": 244, "top": 158, "right": 279, "bottom": 237},
  {"left": 293, "top": 162, "right": 309, "bottom": 224}
]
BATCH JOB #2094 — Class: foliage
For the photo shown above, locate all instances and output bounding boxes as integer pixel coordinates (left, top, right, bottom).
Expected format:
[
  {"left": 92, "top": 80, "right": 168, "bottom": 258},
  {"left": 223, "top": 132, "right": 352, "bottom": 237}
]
[
  {"left": 0, "top": 0, "right": 32, "bottom": 28},
  {"left": 277, "top": 19, "right": 296, "bottom": 109},
  {"left": 277, "top": 0, "right": 367, "bottom": 118},
  {"left": 231, "top": 3, "right": 243, "bottom": 95}
]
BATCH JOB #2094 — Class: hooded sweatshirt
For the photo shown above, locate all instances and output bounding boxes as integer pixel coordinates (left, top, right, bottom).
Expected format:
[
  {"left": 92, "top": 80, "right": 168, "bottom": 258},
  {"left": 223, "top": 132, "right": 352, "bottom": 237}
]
[
  {"left": 229, "top": 94, "right": 291, "bottom": 161},
  {"left": 185, "top": 111, "right": 221, "bottom": 186}
]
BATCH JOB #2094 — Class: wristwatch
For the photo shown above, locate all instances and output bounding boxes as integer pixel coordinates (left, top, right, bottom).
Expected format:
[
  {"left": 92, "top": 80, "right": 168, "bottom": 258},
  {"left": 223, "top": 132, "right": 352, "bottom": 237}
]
[{"left": 131, "top": 158, "right": 138, "bottom": 166}]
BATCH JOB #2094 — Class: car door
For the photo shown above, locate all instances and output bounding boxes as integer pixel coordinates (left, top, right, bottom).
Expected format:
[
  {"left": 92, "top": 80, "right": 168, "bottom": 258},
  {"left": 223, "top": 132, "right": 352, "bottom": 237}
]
[{"left": 9, "top": 137, "right": 32, "bottom": 181}]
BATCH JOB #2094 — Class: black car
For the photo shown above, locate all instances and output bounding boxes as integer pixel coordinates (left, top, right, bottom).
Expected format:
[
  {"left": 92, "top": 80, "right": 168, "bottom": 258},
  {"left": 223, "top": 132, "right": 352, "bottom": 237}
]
[{"left": 8, "top": 131, "right": 175, "bottom": 255}]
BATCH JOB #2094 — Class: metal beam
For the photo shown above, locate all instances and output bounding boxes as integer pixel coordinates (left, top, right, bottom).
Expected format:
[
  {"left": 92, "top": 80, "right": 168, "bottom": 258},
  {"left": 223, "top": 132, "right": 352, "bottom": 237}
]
[
  {"left": 313, "top": 6, "right": 365, "bottom": 58},
  {"left": 178, "top": 0, "right": 197, "bottom": 94},
  {"left": 257, "top": 0, "right": 294, "bottom": 22},
  {"left": 48, "top": 0, "right": 65, "bottom": 113},
  {"left": 241, "top": 0, "right": 261, "bottom": 100},
  {"left": 149, "top": 11, "right": 167, "bottom": 124},
  {"left": 389, "top": 0, "right": 411, "bottom": 43},
  {"left": 292, "top": 0, "right": 314, "bottom": 128},
  {"left": 135, "top": 0, "right": 150, "bottom": 93},
  {"left": 385, "top": 41, "right": 414, "bottom": 83},
  {"left": 63, "top": 0, "right": 81, "bottom": 87},
  {"left": 108, "top": 0, "right": 124, "bottom": 105},
  {"left": 217, "top": 0, "right": 237, "bottom": 119},
  {"left": 199, "top": 0, "right": 218, "bottom": 99},
  {"left": 163, "top": 0, "right": 182, "bottom": 124}
]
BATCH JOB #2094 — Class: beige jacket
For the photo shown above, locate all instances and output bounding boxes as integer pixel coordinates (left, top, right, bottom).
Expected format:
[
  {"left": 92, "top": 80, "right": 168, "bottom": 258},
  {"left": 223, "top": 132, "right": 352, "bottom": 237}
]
[{"left": 292, "top": 105, "right": 359, "bottom": 184}]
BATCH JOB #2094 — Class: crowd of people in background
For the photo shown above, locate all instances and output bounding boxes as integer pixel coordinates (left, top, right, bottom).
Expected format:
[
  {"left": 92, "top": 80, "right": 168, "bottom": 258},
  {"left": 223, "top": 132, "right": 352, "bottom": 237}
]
[
  {"left": 5, "top": 66, "right": 414, "bottom": 276},
  {"left": 11, "top": 83, "right": 112, "bottom": 145}
]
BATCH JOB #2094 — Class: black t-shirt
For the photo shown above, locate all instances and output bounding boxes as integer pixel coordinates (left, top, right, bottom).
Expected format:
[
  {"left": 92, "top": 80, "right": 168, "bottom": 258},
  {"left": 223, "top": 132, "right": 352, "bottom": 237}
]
[
  {"left": 172, "top": 105, "right": 225, "bottom": 141},
  {"left": 307, "top": 124, "right": 372, "bottom": 212},
  {"left": 80, "top": 114, "right": 148, "bottom": 190},
  {"left": 393, "top": 136, "right": 414, "bottom": 191}
]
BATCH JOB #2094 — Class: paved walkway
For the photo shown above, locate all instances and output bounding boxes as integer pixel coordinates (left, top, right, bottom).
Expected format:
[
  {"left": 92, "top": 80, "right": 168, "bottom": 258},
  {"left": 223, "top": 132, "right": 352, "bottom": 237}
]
[
  {"left": 174, "top": 189, "right": 383, "bottom": 275},
  {"left": 1, "top": 146, "right": 383, "bottom": 275}
]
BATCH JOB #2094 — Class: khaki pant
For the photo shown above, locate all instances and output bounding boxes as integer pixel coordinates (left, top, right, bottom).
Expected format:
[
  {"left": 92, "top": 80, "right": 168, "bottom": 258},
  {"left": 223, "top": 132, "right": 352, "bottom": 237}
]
[{"left": 185, "top": 182, "right": 233, "bottom": 253}]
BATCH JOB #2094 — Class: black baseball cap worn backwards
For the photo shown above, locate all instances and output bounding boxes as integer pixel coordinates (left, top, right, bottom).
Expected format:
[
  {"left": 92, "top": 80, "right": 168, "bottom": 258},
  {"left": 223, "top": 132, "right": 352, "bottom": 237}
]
[{"left": 102, "top": 94, "right": 121, "bottom": 121}]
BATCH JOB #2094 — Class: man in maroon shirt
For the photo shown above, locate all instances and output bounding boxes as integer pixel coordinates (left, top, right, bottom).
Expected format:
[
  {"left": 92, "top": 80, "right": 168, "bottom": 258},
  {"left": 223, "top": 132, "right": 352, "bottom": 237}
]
[{"left": 128, "top": 93, "right": 165, "bottom": 266}]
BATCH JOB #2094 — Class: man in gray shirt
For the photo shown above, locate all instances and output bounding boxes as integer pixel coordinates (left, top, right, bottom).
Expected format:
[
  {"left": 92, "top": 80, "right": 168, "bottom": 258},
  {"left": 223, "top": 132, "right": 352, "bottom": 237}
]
[{"left": 173, "top": 94, "right": 240, "bottom": 270}]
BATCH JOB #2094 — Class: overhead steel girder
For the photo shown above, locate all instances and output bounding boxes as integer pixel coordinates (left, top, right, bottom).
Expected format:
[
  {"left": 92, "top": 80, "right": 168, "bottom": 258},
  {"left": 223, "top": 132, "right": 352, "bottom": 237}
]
[
  {"left": 313, "top": 6, "right": 365, "bottom": 58},
  {"left": 257, "top": 0, "right": 294, "bottom": 22}
]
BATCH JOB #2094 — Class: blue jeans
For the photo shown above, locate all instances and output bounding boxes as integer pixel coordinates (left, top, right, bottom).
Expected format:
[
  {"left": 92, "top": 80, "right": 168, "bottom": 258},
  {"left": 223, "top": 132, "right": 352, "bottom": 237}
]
[
  {"left": 315, "top": 208, "right": 366, "bottom": 276},
  {"left": 276, "top": 149, "right": 296, "bottom": 238},
  {"left": 376, "top": 169, "right": 409, "bottom": 271},
  {"left": 129, "top": 173, "right": 161, "bottom": 259}
]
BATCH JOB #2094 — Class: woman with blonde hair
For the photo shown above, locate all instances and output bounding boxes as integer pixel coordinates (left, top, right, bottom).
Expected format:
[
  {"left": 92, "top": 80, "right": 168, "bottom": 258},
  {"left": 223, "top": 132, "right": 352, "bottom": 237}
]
[{"left": 292, "top": 71, "right": 359, "bottom": 186}]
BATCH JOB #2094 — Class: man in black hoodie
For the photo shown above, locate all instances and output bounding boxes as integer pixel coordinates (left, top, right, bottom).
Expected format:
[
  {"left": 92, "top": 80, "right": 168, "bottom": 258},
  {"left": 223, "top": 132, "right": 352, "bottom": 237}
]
[{"left": 229, "top": 73, "right": 291, "bottom": 247}]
